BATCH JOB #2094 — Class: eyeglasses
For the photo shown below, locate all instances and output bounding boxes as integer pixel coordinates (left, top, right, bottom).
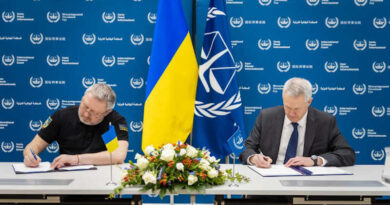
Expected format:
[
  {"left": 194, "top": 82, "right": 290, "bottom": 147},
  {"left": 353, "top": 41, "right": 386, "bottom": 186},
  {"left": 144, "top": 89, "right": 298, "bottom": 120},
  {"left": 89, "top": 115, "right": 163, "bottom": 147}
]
[{"left": 80, "top": 102, "right": 106, "bottom": 118}]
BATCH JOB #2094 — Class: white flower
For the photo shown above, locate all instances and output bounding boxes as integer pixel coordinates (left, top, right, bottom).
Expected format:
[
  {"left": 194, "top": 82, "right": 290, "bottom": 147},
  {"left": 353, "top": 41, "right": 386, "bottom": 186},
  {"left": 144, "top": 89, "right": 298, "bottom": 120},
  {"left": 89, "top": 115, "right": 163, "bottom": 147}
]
[
  {"left": 176, "top": 162, "right": 184, "bottom": 171},
  {"left": 142, "top": 171, "right": 156, "bottom": 184},
  {"left": 134, "top": 153, "right": 142, "bottom": 160},
  {"left": 207, "top": 168, "right": 218, "bottom": 178},
  {"left": 145, "top": 145, "right": 155, "bottom": 156},
  {"left": 208, "top": 156, "right": 219, "bottom": 163},
  {"left": 203, "top": 150, "right": 211, "bottom": 158},
  {"left": 179, "top": 148, "right": 186, "bottom": 156},
  {"left": 136, "top": 157, "right": 149, "bottom": 170},
  {"left": 200, "top": 158, "right": 210, "bottom": 166},
  {"left": 186, "top": 145, "right": 198, "bottom": 158},
  {"left": 121, "top": 170, "right": 128, "bottom": 179},
  {"left": 162, "top": 143, "right": 175, "bottom": 151},
  {"left": 160, "top": 149, "right": 175, "bottom": 162},
  {"left": 151, "top": 150, "right": 159, "bottom": 157},
  {"left": 200, "top": 163, "right": 211, "bottom": 171},
  {"left": 188, "top": 175, "right": 198, "bottom": 185}
]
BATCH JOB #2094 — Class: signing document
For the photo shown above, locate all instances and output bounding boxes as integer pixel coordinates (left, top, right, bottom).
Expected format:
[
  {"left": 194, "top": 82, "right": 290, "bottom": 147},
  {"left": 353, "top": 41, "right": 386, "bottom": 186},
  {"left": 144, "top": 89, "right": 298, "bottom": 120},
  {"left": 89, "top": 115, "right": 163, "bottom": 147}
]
[
  {"left": 249, "top": 165, "right": 352, "bottom": 177},
  {"left": 12, "top": 162, "right": 96, "bottom": 174}
]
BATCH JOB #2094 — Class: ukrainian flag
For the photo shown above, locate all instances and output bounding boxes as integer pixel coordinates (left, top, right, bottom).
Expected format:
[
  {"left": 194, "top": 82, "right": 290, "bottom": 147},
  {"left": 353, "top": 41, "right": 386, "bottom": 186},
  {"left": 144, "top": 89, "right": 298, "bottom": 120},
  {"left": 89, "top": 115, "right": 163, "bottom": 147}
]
[
  {"left": 142, "top": 0, "right": 198, "bottom": 152},
  {"left": 102, "top": 124, "right": 119, "bottom": 153}
]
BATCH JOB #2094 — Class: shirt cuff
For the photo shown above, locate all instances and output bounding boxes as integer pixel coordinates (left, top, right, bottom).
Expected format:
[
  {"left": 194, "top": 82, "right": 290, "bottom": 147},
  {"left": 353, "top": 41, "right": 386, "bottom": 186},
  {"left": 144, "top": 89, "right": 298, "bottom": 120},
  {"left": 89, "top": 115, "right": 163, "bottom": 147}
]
[{"left": 319, "top": 156, "right": 327, "bottom": 166}]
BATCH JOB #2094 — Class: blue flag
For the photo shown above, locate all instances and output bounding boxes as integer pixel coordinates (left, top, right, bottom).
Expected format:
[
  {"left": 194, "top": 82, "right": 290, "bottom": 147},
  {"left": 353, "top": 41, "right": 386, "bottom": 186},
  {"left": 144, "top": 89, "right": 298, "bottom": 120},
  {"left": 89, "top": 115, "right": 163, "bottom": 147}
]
[{"left": 192, "top": 0, "right": 246, "bottom": 159}]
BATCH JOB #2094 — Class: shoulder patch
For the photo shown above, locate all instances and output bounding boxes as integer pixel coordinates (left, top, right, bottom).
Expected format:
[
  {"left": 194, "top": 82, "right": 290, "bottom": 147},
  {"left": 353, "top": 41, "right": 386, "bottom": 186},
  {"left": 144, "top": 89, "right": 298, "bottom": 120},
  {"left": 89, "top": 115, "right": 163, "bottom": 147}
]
[
  {"left": 119, "top": 124, "right": 128, "bottom": 132},
  {"left": 42, "top": 117, "right": 52, "bottom": 129}
]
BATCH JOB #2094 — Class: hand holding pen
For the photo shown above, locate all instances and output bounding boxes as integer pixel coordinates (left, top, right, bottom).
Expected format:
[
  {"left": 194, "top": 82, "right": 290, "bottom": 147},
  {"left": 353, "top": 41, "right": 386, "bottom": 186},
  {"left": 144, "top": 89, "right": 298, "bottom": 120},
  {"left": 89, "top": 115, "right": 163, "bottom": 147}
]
[{"left": 23, "top": 146, "right": 41, "bottom": 167}]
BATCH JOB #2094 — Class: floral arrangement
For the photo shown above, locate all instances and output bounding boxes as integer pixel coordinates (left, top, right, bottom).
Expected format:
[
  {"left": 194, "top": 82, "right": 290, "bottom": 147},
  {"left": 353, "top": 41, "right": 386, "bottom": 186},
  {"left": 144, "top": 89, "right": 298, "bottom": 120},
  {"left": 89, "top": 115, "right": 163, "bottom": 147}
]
[{"left": 110, "top": 142, "right": 249, "bottom": 199}]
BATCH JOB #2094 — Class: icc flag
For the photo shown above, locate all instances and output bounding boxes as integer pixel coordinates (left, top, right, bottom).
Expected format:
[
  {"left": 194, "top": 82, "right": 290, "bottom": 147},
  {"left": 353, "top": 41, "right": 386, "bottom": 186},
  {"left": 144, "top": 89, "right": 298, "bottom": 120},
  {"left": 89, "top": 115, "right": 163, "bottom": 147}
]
[
  {"left": 142, "top": 0, "right": 198, "bottom": 152},
  {"left": 192, "top": 0, "right": 246, "bottom": 159}
]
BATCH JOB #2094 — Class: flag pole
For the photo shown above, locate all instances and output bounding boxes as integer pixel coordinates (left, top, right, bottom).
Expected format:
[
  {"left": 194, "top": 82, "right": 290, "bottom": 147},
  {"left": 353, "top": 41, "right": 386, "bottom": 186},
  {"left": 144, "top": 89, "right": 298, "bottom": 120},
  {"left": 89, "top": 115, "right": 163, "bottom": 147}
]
[{"left": 106, "top": 153, "right": 117, "bottom": 186}]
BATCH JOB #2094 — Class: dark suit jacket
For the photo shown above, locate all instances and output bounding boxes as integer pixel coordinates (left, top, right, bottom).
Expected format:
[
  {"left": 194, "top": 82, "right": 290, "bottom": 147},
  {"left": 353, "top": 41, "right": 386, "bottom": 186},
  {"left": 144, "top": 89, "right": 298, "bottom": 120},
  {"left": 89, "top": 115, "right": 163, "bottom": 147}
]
[{"left": 239, "top": 106, "right": 355, "bottom": 166}]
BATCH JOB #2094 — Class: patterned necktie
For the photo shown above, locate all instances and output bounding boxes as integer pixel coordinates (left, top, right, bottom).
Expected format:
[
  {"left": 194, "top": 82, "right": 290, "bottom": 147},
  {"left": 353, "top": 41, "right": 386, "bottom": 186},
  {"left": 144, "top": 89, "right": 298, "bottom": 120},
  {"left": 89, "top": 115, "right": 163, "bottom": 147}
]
[{"left": 284, "top": 122, "right": 299, "bottom": 164}]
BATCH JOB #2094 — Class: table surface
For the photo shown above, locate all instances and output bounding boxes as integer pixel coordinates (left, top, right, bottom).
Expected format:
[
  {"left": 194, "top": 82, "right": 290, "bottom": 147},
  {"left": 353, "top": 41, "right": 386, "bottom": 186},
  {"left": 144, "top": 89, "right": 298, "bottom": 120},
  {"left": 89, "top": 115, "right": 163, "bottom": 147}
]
[{"left": 0, "top": 163, "right": 389, "bottom": 196}]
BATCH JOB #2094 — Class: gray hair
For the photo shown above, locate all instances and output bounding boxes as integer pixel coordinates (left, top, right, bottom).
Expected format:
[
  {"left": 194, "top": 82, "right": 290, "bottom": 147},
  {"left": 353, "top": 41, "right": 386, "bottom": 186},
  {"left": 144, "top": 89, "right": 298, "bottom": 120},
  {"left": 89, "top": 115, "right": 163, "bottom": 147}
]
[
  {"left": 84, "top": 83, "right": 116, "bottom": 110},
  {"left": 282, "top": 77, "right": 312, "bottom": 102}
]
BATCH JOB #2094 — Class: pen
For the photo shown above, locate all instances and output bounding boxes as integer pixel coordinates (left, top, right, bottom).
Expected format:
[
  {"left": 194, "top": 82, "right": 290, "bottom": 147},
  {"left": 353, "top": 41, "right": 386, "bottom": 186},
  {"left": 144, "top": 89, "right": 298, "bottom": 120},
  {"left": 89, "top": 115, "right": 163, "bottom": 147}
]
[{"left": 30, "top": 147, "right": 38, "bottom": 161}]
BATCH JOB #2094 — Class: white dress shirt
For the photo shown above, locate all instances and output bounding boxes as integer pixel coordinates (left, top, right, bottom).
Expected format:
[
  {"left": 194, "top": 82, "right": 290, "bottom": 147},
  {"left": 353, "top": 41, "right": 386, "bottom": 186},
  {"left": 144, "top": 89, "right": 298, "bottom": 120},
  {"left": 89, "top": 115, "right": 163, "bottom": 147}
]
[{"left": 275, "top": 112, "right": 308, "bottom": 164}]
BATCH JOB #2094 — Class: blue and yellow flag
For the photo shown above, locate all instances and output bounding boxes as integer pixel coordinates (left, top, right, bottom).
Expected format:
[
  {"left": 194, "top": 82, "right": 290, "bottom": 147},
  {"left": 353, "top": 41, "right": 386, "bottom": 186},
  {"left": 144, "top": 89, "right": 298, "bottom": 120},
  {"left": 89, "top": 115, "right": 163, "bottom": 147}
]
[
  {"left": 102, "top": 124, "right": 119, "bottom": 153},
  {"left": 142, "top": 0, "right": 198, "bottom": 152}
]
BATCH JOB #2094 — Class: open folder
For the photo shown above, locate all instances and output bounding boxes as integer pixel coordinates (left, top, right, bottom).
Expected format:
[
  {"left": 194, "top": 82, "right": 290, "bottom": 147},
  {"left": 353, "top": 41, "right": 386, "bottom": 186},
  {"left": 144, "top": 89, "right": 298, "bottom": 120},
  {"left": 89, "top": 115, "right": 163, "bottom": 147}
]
[
  {"left": 12, "top": 162, "right": 97, "bottom": 174},
  {"left": 249, "top": 165, "right": 353, "bottom": 177}
]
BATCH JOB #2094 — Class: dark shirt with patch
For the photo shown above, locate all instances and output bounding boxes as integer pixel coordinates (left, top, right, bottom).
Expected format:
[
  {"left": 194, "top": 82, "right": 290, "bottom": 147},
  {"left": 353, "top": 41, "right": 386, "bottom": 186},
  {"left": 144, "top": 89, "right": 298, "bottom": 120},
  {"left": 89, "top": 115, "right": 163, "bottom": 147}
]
[{"left": 39, "top": 106, "right": 129, "bottom": 155}]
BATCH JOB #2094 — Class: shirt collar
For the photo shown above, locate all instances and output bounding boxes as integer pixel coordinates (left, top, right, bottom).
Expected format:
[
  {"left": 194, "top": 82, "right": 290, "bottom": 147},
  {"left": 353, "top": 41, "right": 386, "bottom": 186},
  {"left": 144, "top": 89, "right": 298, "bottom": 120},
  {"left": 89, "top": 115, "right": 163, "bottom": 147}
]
[{"left": 283, "top": 110, "right": 308, "bottom": 128}]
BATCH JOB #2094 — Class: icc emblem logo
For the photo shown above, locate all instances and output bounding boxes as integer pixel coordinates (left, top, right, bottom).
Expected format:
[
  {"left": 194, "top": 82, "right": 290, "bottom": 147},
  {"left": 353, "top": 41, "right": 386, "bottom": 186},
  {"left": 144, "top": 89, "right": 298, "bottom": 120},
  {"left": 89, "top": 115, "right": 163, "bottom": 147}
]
[
  {"left": 1, "top": 141, "right": 14, "bottom": 153},
  {"left": 46, "top": 141, "right": 59, "bottom": 153},
  {"left": 102, "top": 55, "right": 116, "bottom": 67},
  {"left": 230, "top": 17, "right": 243, "bottom": 28},
  {"left": 82, "top": 77, "right": 96, "bottom": 88},
  {"left": 147, "top": 12, "right": 156, "bottom": 24},
  {"left": 324, "top": 61, "right": 338, "bottom": 73},
  {"left": 1, "top": 98, "right": 15, "bottom": 109},
  {"left": 235, "top": 61, "right": 243, "bottom": 72},
  {"left": 257, "top": 83, "right": 271, "bottom": 95},
  {"left": 371, "top": 149, "right": 385, "bottom": 161},
  {"left": 30, "top": 33, "right": 44, "bottom": 45},
  {"left": 258, "top": 39, "right": 272, "bottom": 50},
  {"left": 258, "top": 0, "right": 272, "bottom": 6},
  {"left": 324, "top": 105, "right": 338, "bottom": 116},
  {"left": 130, "top": 121, "right": 143, "bottom": 132},
  {"left": 47, "top": 11, "right": 60, "bottom": 23},
  {"left": 277, "top": 17, "right": 291, "bottom": 29},
  {"left": 46, "top": 55, "right": 61, "bottom": 66},
  {"left": 306, "top": 0, "right": 320, "bottom": 6},
  {"left": 353, "top": 39, "right": 367, "bottom": 51},
  {"left": 371, "top": 106, "right": 385, "bottom": 117},
  {"left": 277, "top": 61, "right": 290, "bottom": 72},
  {"left": 46, "top": 98, "right": 60, "bottom": 110},
  {"left": 352, "top": 83, "right": 366, "bottom": 95},
  {"left": 354, "top": 0, "right": 368, "bottom": 6},
  {"left": 352, "top": 128, "right": 366, "bottom": 139},
  {"left": 325, "top": 17, "right": 339, "bottom": 28},
  {"left": 2, "top": 55, "right": 15, "bottom": 66},
  {"left": 82, "top": 33, "right": 96, "bottom": 45},
  {"left": 102, "top": 12, "right": 116, "bottom": 23},
  {"left": 312, "top": 83, "right": 319, "bottom": 95},
  {"left": 372, "top": 61, "right": 386, "bottom": 73},
  {"left": 373, "top": 17, "right": 387, "bottom": 29},
  {"left": 130, "top": 77, "right": 144, "bottom": 89},
  {"left": 2, "top": 11, "right": 15, "bottom": 23},
  {"left": 233, "top": 135, "right": 244, "bottom": 150},
  {"left": 306, "top": 39, "right": 319, "bottom": 51},
  {"left": 30, "top": 76, "right": 43, "bottom": 88},
  {"left": 29, "top": 120, "right": 43, "bottom": 132},
  {"left": 130, "top": 34, "right": 144, "bottom": 46}
]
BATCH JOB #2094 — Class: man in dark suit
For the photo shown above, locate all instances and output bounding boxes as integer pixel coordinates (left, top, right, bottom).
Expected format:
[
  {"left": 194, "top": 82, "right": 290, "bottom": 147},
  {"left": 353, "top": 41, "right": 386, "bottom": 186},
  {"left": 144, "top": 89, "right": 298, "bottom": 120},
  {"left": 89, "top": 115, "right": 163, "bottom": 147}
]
[{"left": 240, "top": 77, "right": 355, "bottom": 168}]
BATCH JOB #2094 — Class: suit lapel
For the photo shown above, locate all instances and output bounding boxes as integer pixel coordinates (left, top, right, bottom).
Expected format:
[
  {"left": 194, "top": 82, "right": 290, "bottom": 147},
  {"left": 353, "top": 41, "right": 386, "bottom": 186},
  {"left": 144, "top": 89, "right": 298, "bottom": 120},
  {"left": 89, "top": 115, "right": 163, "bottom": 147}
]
[
  {"left": 303, "top": 107, "right": 316, "bottom": 156},
  {"left": 270, "top": 108, "right": 285, "bottom": 162}
]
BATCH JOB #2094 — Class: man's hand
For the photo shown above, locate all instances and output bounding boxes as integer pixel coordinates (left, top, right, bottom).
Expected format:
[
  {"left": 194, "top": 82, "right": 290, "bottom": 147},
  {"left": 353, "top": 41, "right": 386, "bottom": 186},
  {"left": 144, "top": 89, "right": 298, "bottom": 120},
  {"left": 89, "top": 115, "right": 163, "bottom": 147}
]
[
  {"left": 285, "top": 156, "right": 317, "bottom": 167},
  {"left": 249, "top": 154, "right": 272, "bottom": 168},
  {"left": 23, "top": 151, "right": 41, "bottom": 167},
  {"left": 51, "top": 154, "right": 78, "bottom": 169}
]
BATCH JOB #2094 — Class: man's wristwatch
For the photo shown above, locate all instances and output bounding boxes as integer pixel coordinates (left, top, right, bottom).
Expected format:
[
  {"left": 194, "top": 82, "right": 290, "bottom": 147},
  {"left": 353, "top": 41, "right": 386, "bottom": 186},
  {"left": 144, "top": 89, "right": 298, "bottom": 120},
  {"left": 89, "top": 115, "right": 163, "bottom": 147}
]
[{"left": 311, "top": 155, "right": 318, "bottom": 166}]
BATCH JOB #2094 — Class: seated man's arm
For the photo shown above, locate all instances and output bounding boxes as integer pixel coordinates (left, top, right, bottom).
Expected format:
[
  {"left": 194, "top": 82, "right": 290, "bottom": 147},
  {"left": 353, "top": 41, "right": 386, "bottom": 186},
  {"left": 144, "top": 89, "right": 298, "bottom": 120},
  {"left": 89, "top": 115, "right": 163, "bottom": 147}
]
[
  {"left": 239, "top": 112, "right": 263, "bottom": 164},
  {"left": 23, "top": 134, "right": 49, "bottom": 167},
  {"left": 51, "top": 140, "right": 129, "bottom": 168},
  {"left": 321, "top": 116, "right": 356, "bottom": 167}
]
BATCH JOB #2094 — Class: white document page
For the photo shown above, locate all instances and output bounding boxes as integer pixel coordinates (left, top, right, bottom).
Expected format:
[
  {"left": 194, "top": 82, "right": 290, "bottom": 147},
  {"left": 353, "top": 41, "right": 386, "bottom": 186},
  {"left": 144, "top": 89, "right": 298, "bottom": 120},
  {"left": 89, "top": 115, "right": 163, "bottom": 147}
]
[
  {"left": 249, "top": 165, "right": 302, "bottom": 177},
  {"left": 305, "top": 166, "right": 352, "bottom": 175},
  {"left": 12, "top": 162, "right": 52, "bottom": 173}
]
